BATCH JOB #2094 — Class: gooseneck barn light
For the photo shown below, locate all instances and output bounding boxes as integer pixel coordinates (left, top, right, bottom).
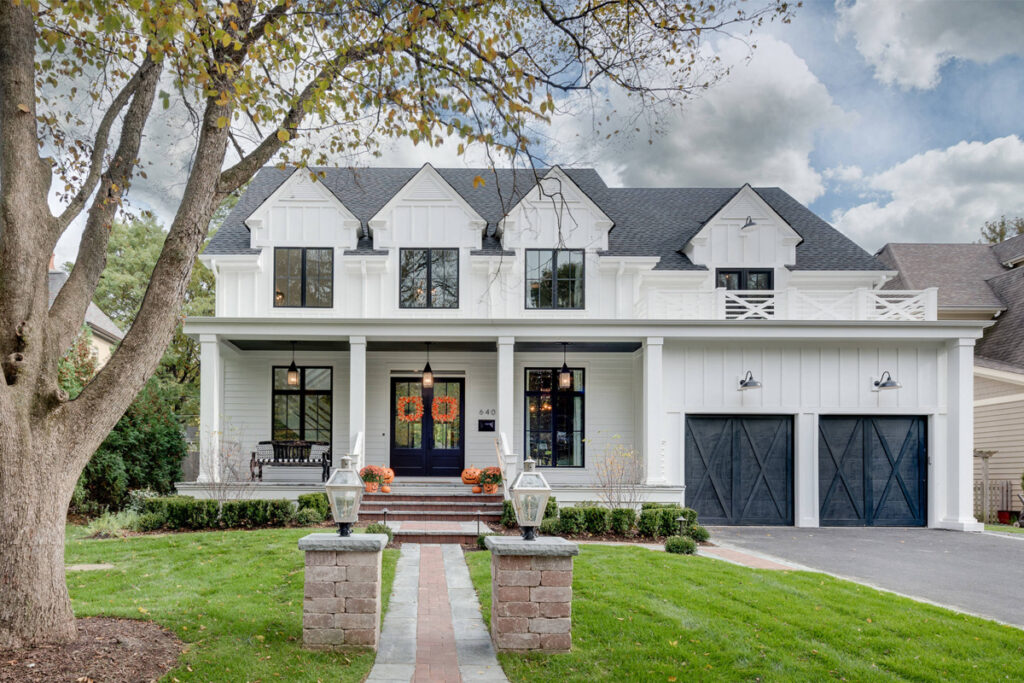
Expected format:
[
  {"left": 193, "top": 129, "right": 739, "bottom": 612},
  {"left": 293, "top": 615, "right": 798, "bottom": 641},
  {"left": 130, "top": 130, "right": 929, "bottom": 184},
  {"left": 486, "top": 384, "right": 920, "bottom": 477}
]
[
  {"left": 738, "top": 370, "right": 762, "bottom": 391},
  {"left": 874, "top": 371, "right": 902, "bottom": 391}
]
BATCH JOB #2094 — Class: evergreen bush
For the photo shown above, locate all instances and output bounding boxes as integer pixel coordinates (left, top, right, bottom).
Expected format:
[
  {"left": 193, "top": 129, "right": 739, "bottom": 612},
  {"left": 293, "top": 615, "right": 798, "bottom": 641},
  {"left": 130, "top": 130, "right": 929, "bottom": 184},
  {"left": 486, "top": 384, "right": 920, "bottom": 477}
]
[
  {"left": 665, "top": 535, "right": 697, "bottom": 554},
  {"left": 297, "top": 493, "right": 329, "bottom": 518},
  {"left": 609, "top": 508, "right": 637, "bottom": 534},
  {"left": 581, "top": 506, "right": 610, "bottom": 535},
  {"left": 557, "top": 507, "right": 585, "bottom": 535}
]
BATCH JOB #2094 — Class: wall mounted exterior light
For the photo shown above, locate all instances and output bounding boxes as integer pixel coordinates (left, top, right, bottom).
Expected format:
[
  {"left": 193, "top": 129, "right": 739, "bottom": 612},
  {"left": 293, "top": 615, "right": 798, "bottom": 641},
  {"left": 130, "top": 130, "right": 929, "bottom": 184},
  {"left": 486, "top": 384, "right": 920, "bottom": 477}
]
[
  {"left": 738, "top": 370, "right": 762, "bottom": 391},
  {"left": 873, "top": 371, "right": 901, "bottom": 391}
]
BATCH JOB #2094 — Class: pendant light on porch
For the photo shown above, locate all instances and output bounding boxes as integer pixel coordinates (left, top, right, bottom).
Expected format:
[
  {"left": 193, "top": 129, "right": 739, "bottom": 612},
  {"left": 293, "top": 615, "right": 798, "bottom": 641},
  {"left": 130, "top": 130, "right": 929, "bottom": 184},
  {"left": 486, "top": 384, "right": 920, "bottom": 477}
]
[
  {"left": 287, "top": 341, "right": 300, "bottom": 386},
  {"left": 558, "top": 343, "right": 572, "bottom": 390},
  {"left": 421, "top": 342, "right": 434, "bottom": 389}
]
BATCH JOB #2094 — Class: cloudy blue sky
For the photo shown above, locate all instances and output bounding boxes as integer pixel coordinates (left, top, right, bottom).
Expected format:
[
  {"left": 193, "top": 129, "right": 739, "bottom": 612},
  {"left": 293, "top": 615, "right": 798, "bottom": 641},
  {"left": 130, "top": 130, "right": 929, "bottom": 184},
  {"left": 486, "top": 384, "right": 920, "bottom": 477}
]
[{"left": 52, "top": 0, "right": 1024, "bottom": 262}]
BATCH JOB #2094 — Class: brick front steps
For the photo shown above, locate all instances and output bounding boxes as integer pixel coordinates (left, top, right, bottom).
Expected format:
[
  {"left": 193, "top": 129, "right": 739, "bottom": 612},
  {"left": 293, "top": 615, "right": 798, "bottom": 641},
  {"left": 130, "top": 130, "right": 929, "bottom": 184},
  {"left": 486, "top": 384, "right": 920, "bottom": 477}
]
[{"left": 359, "top": 489, "right": 503, "bottom": 523}]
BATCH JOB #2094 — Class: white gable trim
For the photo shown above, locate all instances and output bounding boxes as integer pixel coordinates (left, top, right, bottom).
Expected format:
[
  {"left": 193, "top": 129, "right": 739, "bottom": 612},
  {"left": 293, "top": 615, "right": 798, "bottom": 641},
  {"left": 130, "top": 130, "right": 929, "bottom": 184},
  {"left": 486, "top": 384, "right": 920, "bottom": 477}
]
[
  {"left": 496, "top": 166, "right": 613, "bottom": 241},
  {"left": 244, "top": 169, "right": 360, "bottom": 235},
  {"left": 367, "top": 163, "right": 487, "bottom": 236},
  {"left": 688, "top": 184, "right": 801, "bottom": 251}
]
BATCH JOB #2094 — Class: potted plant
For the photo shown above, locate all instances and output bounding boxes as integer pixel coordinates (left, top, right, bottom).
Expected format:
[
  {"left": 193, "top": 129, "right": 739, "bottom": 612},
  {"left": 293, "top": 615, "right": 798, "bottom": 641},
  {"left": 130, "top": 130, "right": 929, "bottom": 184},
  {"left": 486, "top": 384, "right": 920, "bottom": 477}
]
[
  {"left": 478, "top": 466, "right": 502, "bottom": 494},
  {"left": 360, "top": 465, "right": 383, "bottom": 492},
  {"left": 461, "top": 467, "right": 481, "bottom": 485}
]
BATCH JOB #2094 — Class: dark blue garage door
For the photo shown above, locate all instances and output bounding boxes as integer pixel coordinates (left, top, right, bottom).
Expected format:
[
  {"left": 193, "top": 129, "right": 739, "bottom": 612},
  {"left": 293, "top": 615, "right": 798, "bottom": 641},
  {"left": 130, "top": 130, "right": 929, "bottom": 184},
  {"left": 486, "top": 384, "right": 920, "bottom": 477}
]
[
  {"left": 685, "top": 416, "right": 793, "bottom": 525},
  {"left": 818, "top": 416, "right": 927, "bottom": 527}
]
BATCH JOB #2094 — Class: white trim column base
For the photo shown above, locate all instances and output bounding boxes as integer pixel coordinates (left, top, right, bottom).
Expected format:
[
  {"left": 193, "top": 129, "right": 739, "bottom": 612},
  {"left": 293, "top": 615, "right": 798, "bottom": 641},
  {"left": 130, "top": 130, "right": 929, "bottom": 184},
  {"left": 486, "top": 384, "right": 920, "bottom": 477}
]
[{"left": 937, "top": 518, "right": 984, "bottom": 532}]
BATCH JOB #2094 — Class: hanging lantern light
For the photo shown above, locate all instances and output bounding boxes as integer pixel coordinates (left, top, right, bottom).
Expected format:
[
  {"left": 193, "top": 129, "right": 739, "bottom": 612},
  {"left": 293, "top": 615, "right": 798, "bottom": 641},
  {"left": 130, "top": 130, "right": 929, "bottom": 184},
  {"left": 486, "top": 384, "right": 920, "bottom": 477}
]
[
  {"left": 421, "top": 342, "right": 434, "bottom": 389},
  {"left": 558, "top": 342, "right": 572, "bottom": 390},
  {"left": 324, "top": 455, "right": 364, "bottom": 536},
  {"left": 287, "top": 341, "right": 300, "bottom": 386}
]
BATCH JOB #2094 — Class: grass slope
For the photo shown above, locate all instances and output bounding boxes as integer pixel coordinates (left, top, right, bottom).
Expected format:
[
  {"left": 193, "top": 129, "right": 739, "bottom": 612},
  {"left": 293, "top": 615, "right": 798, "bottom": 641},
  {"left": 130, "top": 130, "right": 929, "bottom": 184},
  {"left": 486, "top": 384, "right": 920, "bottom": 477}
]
[
  {"left": 466, "top": 546, "right": 1022, "bottom": 682},
  {"left": 66, "top": 527, "right": 398, "bottom": 682}
]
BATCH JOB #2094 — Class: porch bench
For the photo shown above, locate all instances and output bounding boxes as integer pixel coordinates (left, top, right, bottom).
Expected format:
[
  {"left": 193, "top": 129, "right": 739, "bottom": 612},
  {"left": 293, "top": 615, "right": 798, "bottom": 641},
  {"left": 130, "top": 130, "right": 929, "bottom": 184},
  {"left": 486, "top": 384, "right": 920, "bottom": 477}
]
[{"left": 250, "top": 441, "right": 331, "bottom": 482}]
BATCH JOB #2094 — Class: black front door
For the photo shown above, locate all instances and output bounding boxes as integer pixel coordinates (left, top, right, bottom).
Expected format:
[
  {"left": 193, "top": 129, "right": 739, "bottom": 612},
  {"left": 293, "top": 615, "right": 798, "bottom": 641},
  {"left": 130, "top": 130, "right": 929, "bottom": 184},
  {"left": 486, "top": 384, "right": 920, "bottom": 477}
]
[
  {"left": 390, "top": 378, "right": 464, "bottom": 477},
  {"left": 685, "top": 415, "right": 794, "bottom": 525}
]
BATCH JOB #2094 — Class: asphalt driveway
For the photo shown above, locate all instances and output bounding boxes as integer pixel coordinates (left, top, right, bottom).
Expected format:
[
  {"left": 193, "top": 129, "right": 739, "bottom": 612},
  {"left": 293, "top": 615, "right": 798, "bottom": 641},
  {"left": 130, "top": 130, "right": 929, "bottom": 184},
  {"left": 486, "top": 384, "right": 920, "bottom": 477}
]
[{"left": 709, "top": 526, "right": 1024, "bottom": 628}]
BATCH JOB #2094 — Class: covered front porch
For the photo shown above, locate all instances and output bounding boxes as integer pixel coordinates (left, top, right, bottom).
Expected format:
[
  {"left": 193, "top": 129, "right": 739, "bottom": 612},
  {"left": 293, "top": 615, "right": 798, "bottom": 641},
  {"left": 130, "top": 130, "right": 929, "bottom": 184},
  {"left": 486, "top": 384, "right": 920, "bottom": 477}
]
[{"left": 180, "top": 318, "right": 682, "bottom": 504}]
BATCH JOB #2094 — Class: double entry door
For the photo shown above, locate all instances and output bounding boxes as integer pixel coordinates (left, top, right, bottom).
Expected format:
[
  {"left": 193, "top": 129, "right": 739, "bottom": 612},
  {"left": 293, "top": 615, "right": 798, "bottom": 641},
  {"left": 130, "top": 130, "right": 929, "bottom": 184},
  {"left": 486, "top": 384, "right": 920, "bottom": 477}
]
[{"left": 390, "top": 377, "right": 464, "bottom": 477}]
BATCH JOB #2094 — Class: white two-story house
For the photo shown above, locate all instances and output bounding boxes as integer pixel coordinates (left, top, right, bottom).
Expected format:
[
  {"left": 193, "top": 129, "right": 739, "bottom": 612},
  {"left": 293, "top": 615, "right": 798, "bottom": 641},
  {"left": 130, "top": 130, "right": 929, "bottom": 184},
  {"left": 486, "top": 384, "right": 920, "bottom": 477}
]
[{"left": 182, "top": 164, "right": 986, "bottom": 530}]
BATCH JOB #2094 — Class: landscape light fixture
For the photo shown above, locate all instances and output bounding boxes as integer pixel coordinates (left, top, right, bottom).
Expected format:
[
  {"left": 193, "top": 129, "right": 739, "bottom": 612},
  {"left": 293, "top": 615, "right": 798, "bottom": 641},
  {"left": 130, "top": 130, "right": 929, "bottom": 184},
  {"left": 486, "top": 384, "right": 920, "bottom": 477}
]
[
  {"left": 287, "top": 341, "right": 299, "bottom": 386},
  {"left": 421, "top": 342, "right": 434, "bottom": 389},
  {"left": 874, "top": 371, "right": 902, "bottom": 391},
  {"left": 509, "top": 458, "right": 552, "bottom": 541},
  {"left": 558, "top": 343, "right": 572, "bottom": 390},
  {"left": 324, "top": 455, "right": 363, "bottom": 537},
  {"left": 738, "top": 370, "right": 762, "bottom": 391}
]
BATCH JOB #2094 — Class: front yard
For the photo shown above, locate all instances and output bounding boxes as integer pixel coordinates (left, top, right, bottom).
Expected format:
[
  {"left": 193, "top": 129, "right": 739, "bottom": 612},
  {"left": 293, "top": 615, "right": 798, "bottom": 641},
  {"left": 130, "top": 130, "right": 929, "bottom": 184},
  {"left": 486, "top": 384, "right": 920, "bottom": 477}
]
[
  {"left": 466, "top": 546, "right": 1022, "bottom": 682},
  {"left": 65, "top": 526, "right": 398, "bottom": 681}
]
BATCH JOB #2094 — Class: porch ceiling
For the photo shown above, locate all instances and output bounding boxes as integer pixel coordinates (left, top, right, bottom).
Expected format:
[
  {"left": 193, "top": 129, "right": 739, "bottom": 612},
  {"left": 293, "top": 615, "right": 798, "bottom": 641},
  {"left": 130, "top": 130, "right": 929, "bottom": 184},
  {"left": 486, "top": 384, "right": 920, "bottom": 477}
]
[{"left": 226, "top": 339, "right": 641, "bottom": 353}]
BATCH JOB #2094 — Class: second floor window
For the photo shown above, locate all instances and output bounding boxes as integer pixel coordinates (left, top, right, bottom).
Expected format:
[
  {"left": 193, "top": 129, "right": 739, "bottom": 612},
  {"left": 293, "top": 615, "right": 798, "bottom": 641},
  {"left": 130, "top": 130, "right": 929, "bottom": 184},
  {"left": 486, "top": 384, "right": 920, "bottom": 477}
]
[
  {"left": 716, "top": 269, "right": 773, "bottom": 291},
  {"left": 400, "top": 248, "right": 459, "bottom": 308},
  {"left": 526, "top": 249, "right": 584, "bottom": 309},
  {"left": 274, "top": 248, "right": 333, "bottom": 308}
]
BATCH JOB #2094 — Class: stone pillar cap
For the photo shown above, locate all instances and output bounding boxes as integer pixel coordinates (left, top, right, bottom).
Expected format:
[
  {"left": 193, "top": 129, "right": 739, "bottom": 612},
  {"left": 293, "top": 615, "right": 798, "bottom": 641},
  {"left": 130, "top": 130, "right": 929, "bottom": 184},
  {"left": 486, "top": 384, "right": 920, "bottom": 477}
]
[
  {"left": 485, "top": 536, "right": 579, "bottom": 556},
  {"left": 298, "top": 533, "right": 388, "bottom": 552}
]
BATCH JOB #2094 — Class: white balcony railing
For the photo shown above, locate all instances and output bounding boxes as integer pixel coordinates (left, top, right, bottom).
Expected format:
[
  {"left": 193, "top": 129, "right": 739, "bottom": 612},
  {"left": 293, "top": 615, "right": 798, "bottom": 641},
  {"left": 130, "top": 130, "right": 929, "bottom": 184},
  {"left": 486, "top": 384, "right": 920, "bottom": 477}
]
[{"left": 635, "top": 288, "right": 938, "bottom": 322}]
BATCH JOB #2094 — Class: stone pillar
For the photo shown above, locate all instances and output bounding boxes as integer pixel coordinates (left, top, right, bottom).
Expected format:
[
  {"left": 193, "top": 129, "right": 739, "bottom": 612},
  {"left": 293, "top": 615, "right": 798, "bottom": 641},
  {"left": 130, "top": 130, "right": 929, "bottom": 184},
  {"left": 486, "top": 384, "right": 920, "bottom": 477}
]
[
  {"left": 298, "top": 533, "right": 388, "bottom": 651},
  {"left": 485, "top": 536, "right": 579, "bottom": 652}
]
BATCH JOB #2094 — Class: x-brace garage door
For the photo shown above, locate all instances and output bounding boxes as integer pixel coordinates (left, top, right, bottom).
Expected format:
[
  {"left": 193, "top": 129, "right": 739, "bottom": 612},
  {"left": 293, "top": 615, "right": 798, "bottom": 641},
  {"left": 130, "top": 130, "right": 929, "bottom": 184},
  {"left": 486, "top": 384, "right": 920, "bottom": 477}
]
[
  {"left": 685, "top": 416, "right": 794, "bottom": 525},
  {"left": 818, "top": 416, "right": 927, "bottom": 526}
]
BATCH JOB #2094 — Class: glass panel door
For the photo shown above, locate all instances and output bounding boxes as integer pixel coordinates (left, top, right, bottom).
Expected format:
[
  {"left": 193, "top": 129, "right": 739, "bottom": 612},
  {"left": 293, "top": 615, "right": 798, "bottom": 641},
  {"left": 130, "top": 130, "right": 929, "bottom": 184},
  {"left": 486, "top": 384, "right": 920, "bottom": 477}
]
[{"left": 390, "top": 378, "right": 464, "bottom": 477}]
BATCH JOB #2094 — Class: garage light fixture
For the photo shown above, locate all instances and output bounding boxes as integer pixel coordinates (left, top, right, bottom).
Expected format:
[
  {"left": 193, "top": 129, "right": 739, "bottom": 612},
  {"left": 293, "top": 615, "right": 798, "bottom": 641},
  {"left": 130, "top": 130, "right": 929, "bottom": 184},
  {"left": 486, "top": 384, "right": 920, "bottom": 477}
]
[
  {"left": 741, "top": 216, "right": 757, "bottom": 231},
  {"left": 738, "top": 370, "right": 761, "bottom": 391},
  {"left": 873, "top": 370, "right": 901, "bottom": 391}
]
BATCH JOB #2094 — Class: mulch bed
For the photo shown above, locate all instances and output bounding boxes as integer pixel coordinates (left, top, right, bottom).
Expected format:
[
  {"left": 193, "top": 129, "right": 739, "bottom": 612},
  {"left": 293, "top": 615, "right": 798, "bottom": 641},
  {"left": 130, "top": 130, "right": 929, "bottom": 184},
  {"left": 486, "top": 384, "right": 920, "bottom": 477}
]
[{"left": 0, "top": 618, "right": 182, "bottom": 683}]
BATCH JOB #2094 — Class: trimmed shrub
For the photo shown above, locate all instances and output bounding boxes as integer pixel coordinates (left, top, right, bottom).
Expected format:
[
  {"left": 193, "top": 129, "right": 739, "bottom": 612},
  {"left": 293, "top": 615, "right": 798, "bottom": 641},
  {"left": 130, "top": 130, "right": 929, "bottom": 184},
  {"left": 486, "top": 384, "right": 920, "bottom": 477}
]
[
  {"left": 293, "top": 506, "right": 325, "bottom": 526},
  {"left": 690, "top": 524, "right": 710, "bottom": 543},
  {"left": 641, "top": 502, "right": 671, "bottom": 510},
  {"left": 477, "top": 532, "right": 500, "bottom": 550},
  {"left": 133, "top": 511, "right": 165, "bottom": 532},
  {"left": 557, "top": 507, "right": 585, "bottom": 535},
  {"left": 141, "top": 496, "right": 217, "bottom": 530},
  {"left": 220, "top": 499, "right": 294, "bottom": 528},
  {"left": 539, "top": 517, "right": 561, "bottom": 536},
  {"left": 501, "top": 500, "right": 518, "bottom": 528},
  {"left": 637, "top": 509, "right": 661, "bottom": 537},
  {"left": 658, "top": 507, "right": 687, "bottom": 537},
  {"left": 297, "top": 493, "right": 329, "bottom": 519},
  {"left": 266, "top": 500, "right": 294, "bottom": 526},
  {"left": 581, "top": 506, "right": 610, "bottom": 535},
  {"left": 545, "top": 496, "right": 559, "bottom": 519},
  {"left": 365, "top": 522, "right": 394, "bottom": 545},
  {"left": 609, "top": 508, "right": 637, "bottom": 535},
  {"left": 665, "top": 535, "right": 697, "bottom": 555},
  {"left": 126, "top": 488, "right": 160, "bottom": 514}
]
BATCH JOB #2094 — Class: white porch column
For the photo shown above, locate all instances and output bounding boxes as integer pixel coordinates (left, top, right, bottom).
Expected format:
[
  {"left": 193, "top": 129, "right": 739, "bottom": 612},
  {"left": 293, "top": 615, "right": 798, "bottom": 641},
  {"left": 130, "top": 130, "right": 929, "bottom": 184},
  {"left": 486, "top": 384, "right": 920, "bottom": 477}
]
[
  {"left": 497, "top": 336, "right": 515, "bottom": 457},
  {"left": 197, "top": 334, "right": 223, "bottom": 483},
  {"left": 794, "top": 412, "right": 819, "bottom": 527},
  {"left": 349, "top": 336, "right": 367, "bottom": 467},
  {"left": 643, "top": 337, "right": 666, "bottom": 485},
  {"left": 941, "top": 337, "right": 983, "bottom": 531}
]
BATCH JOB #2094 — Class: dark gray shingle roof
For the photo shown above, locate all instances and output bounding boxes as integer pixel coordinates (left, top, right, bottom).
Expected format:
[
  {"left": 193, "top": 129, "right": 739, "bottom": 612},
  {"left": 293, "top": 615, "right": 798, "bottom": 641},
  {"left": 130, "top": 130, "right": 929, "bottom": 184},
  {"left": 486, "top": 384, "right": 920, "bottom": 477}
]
[
  {"left": 977, "top": 266, "right": 1024, "bottom": 369},
  {"left": 992, "top": 232, "right": 1024, "bottom": 266},
  {"left": 875, "top": 243, "right": 1007, "bottom": 309},
  {"left": 48, "top": 271, "right": 124, "bottom": 342},
  {"left": 205, "top": 166, "right": 887, "bottom": 271}
]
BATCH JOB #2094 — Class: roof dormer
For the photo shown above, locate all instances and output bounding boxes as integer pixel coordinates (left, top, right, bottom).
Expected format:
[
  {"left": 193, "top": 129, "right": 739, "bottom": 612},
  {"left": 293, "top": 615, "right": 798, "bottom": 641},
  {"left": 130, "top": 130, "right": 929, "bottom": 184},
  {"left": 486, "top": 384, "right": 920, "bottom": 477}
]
[
  {"left": 245, "top": 169, "right": 360, "bottom": 249},
  {"left": 684, "top": 184, "right": 802, "bottom": 269},
  {"left": 498, "top": 166, "right": 613, "bottom": 251}
]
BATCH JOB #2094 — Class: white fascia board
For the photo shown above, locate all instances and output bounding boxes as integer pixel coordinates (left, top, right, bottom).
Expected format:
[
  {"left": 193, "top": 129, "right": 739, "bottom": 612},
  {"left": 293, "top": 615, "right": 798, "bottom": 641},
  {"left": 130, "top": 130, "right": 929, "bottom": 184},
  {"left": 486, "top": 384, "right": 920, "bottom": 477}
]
[
  {"left": 200, "top": 253, "right": 261, "bottom": 273},
  {"left": 244, "top": 169, "right": 359, "bottom": 232},
  {"left": 596, "top": 256, "right": 660, "bottom": 272},
  {"left": 689, "top": 184, "right": 801, "bottom": 250},
  {"left": 183, "top": 316, "right": 991, "bottom": 343},
  {"left": 498, "top": 166, "right": 614, "bottom": 240},
  {"left": 367, "top": 163, "right": 487, "bottom": 236},
  {"left": 974, "top": 364, "right": 1024, "bottom": 386}
]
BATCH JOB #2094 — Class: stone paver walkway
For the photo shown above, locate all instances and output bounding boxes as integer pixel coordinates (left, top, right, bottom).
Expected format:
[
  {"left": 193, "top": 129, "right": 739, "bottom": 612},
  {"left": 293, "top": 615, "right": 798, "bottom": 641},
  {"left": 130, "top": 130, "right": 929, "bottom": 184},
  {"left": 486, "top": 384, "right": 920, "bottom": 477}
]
[{"left": 368, "top": 544, "right": 506, "bottom": 683}]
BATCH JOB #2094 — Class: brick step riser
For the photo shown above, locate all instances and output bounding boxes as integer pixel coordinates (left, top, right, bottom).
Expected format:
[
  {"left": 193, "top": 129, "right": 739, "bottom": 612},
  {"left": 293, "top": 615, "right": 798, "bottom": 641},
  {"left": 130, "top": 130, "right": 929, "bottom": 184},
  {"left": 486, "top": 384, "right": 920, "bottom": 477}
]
[
  {"left": 363, "top": 495, "right": 503, "bottom": 503},
  {"left": 359, "top": 513, "right": 500, "bottom": 522},
  {"left": 361, "top": 503, "right": 503, "bottom": 511},
  {"left": 392, "top": 533, "right": 480, "bottom": 545}
]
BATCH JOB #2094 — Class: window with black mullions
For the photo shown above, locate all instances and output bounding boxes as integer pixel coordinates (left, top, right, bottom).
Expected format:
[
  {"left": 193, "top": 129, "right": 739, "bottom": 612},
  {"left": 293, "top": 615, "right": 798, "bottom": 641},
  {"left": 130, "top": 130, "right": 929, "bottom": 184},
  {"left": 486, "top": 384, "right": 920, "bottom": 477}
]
[
  {"left": 524, "top": 368, "right": 584, "bottom": 467},
  {"left": 274, "top": 248, "right": 334, "bottom": 307},
  {"left": 526, "top": 249, "right": 584, "bottom": 309},
  {"left": 716, "top": 269, "right": 773, "bottom": 291},
  {"left": 399, "top": 248, "right": 459, "bottom": 308},
  {"left": 272, "top": 366, "right": 332, "bottom": 444}
]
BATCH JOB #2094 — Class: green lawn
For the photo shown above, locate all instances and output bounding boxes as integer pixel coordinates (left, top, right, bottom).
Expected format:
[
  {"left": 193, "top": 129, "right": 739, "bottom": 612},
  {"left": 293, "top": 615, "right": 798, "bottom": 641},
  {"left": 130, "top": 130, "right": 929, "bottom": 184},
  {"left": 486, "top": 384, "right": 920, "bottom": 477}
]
[
  {"left": 986, "top": 524, "right": 1024, "bottom": 534},
  {"left": 65, "top": 526, "right": 398, "bottom": 682},
  {"left": 466, "top": 546, "right": 1022, "bottom": 682}
]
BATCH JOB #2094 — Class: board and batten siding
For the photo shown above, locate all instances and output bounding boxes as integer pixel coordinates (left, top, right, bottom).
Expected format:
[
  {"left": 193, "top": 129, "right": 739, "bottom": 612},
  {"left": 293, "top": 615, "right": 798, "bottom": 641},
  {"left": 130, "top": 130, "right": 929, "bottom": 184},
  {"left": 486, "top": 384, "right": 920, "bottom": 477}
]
[{"left": 221, "top": 351, "right": 349, "bottom": 483}]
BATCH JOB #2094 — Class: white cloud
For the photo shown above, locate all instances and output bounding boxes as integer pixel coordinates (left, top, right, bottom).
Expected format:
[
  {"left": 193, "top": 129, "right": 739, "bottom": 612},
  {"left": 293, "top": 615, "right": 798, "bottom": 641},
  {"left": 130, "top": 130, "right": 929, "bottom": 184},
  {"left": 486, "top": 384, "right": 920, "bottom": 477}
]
[
  {"left": 554, "top": 35, "right": 850, "bottom": 204},
  {"left": 832, "top": 135, "right": 1024, "bottom": 249},
  {"left": 823, "top": 165, "right": 863, "bottom": 183},
  {"left": 836, "top": 0, "right": 1024, "bottom": 90}
]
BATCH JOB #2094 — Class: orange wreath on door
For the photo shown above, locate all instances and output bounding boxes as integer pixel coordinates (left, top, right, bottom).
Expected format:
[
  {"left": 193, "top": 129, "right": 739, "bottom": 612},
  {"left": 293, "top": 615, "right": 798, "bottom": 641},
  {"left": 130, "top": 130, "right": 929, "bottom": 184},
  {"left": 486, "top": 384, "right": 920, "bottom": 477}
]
[
  {"left": 432, "top": 396, "right": 459, "bottom": 423},
  {"left": 397, "top": 396, "right": 424, "bottom": 422}
]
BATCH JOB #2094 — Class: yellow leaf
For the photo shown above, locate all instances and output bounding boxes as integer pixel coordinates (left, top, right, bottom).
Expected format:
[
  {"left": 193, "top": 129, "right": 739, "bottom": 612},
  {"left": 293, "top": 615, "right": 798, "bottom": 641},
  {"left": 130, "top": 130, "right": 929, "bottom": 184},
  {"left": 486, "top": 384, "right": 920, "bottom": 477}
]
[
  {"left": 16, "top": 103, "right": 29, "bottom": 113},
  {"left": 276, "top": 129, "right": 290, "bottom": 143},
  {"left": 216, "top": 116, "right": 228, "bottom": 128},
  {"left": 472, "top": 175, "right": 485, "bottom": 188}
]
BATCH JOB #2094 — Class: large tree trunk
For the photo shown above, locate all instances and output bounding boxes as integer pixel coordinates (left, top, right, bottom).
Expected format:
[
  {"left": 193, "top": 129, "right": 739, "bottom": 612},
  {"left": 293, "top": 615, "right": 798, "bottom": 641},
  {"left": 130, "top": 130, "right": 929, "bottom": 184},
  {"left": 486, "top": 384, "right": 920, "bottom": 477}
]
[{"left": 0, "top": 421, "right": 79, "bottom": 649}]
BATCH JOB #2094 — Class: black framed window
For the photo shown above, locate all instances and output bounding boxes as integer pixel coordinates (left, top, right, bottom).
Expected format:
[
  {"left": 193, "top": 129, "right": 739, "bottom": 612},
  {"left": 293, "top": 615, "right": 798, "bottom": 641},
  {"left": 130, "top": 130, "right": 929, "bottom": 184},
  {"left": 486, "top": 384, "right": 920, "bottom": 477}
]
[
  {"left": 274, "top": 248, "right": 333, "bottom": 307},
  {"left": 272, "top": 366, "right": 332, "bottom": 444},
  {"left": 524, "top": 368, "right": 584, "bottom": 467},
  {"left": 526, "top": 249, "right": 584, "bottom": 309},
  {"left": 399, "top": 248, "right": 459, "bottom": 308},
  {"left": 716, "top": 269, "right": 773, "bottom": 291}
]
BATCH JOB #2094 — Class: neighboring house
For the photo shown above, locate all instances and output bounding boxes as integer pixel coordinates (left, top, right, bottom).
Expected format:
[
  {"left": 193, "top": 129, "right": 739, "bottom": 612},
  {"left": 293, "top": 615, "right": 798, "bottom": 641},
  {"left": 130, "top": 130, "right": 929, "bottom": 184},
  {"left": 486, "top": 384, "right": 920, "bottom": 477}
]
[
  {"left": 181, "top": 164, "right": 985, "bottom": 531},
  {"left": 877, "top": 238, "right": 1024, "bottom": 516},
  {"left": 48, "top": 261, "right": 124, "bottom": 366}
]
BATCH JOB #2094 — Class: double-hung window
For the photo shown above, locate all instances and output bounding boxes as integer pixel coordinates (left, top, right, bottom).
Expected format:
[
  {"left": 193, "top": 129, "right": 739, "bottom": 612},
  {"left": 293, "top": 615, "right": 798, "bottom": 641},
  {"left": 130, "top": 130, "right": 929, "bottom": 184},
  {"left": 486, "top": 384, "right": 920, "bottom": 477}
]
[
  {"left": 274, "top": 248, "right": 333, "bottom": 308},
  {"left": 526, "top": 249, "right": 584, "bottom": 309},
  {"left": 399, "top": 248, "right": 459, "bottom": 308},
  {"left": 272, "top": 366, "right": 332, "bottom": 444},
  {"left": 524, "top": 368, "right": 584, "bottom": 467}
]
